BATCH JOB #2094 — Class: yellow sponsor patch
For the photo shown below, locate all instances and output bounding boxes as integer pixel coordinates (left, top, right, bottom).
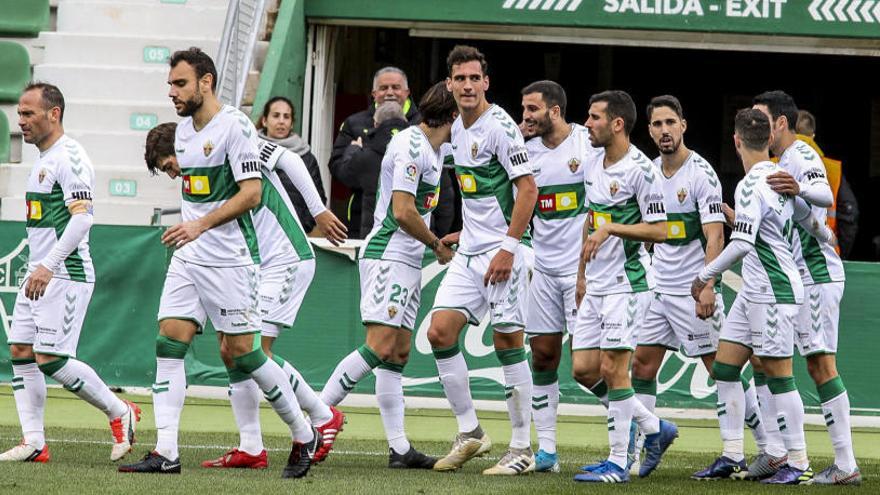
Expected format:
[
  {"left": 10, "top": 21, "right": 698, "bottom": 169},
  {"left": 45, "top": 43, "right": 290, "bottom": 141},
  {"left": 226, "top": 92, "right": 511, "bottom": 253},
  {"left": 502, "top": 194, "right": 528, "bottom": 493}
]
[
  {"left": 27, "top": 200, "right": 42, "bottom": 220},
  {"left": 592, "top": 211, "right": 611, "bottom": 229},
  {"left": 184, "top": 175, "right": 211, "bottom": 195},
  {"left": 555, "top": 192, "right": 577, "bottom": 211},
  {"left": 667, "top": 220, "right": 687, "bottom": 239},
  {"left": 458, "top": 174, "right": 477, "bottom": 193}
]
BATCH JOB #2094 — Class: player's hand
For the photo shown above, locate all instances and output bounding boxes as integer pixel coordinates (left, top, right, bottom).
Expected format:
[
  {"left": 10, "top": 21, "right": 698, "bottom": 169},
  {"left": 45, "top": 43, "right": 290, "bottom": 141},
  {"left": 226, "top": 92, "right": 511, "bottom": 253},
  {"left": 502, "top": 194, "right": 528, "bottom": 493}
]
[
  {"left": 161, "top": 220, "right": 207, "bottom": 248},
  {"left": 314, "top": 210, "right": 347, "bottom": 246},
  {"left": 575, "top": 276, "right": 586, "bottom": 308},
  {"left": 484, "top": 249, "right": 514, "bottom": 286},
  {"left": 721, "top": 203, "right": 736, "bottom": 227},
  {"left": 696, "top": 285, "right": 716, "bottom": 320},
  {"left": 24, "top": 265, "right": 53, "bottom": 301},
  {"left": 440, "top": 231, "right": 460, "bottom": 249},
  {"left": 581, "top": 226, "right": 610, "bottom": 262},
  {"left": 433, "top": 242, "right": 454, "bottom": 265},
  {"left": 690, "top": 276, "right": 708, "bottom": 302},
  {"left": 766, "top": 171, "right": 800, "bottom": 196}
]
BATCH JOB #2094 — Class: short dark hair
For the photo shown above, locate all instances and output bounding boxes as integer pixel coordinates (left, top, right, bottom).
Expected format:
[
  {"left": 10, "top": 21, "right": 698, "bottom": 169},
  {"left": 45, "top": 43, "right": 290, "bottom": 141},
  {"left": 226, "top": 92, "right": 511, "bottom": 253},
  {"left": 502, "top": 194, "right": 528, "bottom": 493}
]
[
  {"left": 259, "top": 96, "right": 294, "bottom": 131},
  {"left": 24, "top": 81, "right": 65, "bottom": 123},
  {"left": 734, "top": 108, "right": 771, "bottom": 152},
  {"left": 446, "top": 45, "right": 488, "bottom": 77},
  {"left": 521, "top": 80, "right": 567, "bottom": 118},
  {"left": 419, "top": 81, "right": 457, "bottom": 128},
  {"left": 169, "top": 47, "right": 217, "bottom": 91},
  {"left": 796, "top": 109, "right": 816, "bottom": 136},
  {"left": 590, "top": 90, "right": 637, "bottom": 136},
  {"left": 646, "top": 94, "right": 683, "bottom": 121},
  {"left": 753, "top": 90, "right": 798, "bottom": 131},
  {"left": 145, "top": 122, "right": 177, "bottom": 176}
]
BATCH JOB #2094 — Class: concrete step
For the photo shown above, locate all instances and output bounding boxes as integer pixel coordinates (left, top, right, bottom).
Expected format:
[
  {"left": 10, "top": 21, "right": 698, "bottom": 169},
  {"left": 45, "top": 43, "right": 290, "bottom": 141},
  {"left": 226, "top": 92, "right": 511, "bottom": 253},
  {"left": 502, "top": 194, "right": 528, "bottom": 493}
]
[
  {"left": 20, "top": 130, "right": 155, "bottom": 167},
  {"left": 1, "top": 163, "right": 180, "bottom": 202},
  {"left": 33, "top": 64, "right": 169, "bottom": 102},
  {"left": 57, "top": 1, "right": 226, "bottom": 38},
  {"left": 62, "top": 99, "right": 180, "bottom": 132},
  {"left": 0, "top": 193, "right": 180, "bottom": 226},
  {"left": 41, "top": 32, "right": 219, "bottom": 68}
]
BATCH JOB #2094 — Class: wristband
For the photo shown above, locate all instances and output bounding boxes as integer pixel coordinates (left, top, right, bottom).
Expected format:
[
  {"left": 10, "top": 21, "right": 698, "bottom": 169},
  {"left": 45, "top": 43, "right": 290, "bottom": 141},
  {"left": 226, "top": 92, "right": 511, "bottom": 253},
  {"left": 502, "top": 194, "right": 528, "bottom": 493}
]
[
  {"left": 427, "top": 238, "right": 440, "bottom": 250},
  {"left": 500, "top": 235, "right": 519, "bottom": 254}
]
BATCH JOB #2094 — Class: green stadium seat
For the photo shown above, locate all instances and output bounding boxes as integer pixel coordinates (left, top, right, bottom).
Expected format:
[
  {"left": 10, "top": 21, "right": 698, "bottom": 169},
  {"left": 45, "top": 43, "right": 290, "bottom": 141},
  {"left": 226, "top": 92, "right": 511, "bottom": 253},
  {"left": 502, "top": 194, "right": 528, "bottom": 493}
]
[
  {"left": 0, "top": 110, "right": 9, "bottom": 162},
  {"left": 0, "top": 41, "right": 30, "bottom": 103},
  {"left": 0, "top": 0, "right": 50, "bottom": 37}
]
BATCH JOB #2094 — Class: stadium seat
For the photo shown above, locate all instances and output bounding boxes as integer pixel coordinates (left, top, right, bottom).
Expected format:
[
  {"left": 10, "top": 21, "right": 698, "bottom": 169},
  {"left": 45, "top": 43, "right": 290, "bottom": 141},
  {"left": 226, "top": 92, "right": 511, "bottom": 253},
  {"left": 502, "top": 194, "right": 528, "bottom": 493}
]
[
  {"left": 0, "top": 0, "right": 50, "bottom": 37},
  {"left": 0, "top": 110, "right": 9, "bottom": 162},
  {"left": 0, "top": 41, "right": 30, "bottom": 103}
]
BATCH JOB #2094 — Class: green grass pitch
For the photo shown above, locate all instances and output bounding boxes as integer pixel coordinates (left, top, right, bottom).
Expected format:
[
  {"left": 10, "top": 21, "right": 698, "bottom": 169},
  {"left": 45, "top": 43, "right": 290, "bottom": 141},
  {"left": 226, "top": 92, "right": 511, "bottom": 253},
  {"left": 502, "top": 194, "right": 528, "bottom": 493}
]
[{"left": 0, "top": 386, "right": 875, "bottom": 494}]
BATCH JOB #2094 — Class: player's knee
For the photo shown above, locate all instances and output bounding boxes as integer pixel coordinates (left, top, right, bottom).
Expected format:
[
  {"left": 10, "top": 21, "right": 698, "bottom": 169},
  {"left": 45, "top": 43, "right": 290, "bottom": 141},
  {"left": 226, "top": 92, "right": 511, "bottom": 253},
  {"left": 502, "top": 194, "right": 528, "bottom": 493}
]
[
  {"left": 530, "top": 348, "right": 558, "bottom": 372},
  {"left": 806, "top": 355, "right": 837, "bottom": 384},
  {"left": 631, "top": 354, "right": 657, "bottom": 380},
  {"left": 373, "top": 345, "right": 396, "bottom": 363},
  {"left": 9, "top": 344, "right": 34, "bottom": 360},
  {"left": 427, "top": 325, "right": 453, "bottom": 348},
  {"left": 572, "top": 364, "right": 599, "bottom": 388}
]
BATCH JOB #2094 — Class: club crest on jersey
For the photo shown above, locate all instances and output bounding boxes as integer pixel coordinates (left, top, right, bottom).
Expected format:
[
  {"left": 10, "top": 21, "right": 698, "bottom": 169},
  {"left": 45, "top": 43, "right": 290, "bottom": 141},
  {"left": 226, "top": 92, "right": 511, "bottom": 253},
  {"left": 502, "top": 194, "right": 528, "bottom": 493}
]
[
  {"left": 609, "top": 180, "right": 620, "bottom": 196},
  {"left": 38, "top": 168, "right": 47, "bottom": 184},
  {"left": 471, "top": 142, "right": 478, "bottom": 159},
  {"left": 677, "top": 188, "right": 688, "bottom": 203},
  {"left": 568, "top": 158, "right": 580, "bottom": 173},
  {"left": 203, "top": 140, "right": 214, "bottom": 157},
  {"left": 387, "top": 306, "right": 398, "bottom": 319}
]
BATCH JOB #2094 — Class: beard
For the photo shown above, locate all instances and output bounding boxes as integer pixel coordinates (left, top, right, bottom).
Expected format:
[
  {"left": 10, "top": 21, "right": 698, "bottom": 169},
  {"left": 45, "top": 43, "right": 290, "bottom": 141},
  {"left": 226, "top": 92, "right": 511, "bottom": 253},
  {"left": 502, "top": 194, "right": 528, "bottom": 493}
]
[
  {"left": 658, "top": 137, "right": 681, "bottom": 155},
  {"left": 530, "top": 113, "right": 553, "bottom": 138},
  {"left": 176, "top": 91, "right": 204, "bottom": 117}
]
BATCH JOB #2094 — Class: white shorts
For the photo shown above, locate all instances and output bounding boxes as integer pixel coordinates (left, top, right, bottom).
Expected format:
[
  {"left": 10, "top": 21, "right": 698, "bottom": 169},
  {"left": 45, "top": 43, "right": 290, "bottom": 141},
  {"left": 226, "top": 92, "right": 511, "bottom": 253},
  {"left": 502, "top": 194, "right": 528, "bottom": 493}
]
[
  {"left": 8, "top": 277, "right": 94, "bottom": 357},
  {"left": 157, "top": 257, "right": 261, "bottom": 334},
  {"left": 359, "top": 259, "right": 421, "bottom": 331},
  {"left": 259, "top": 260, "right": 316, "bottom": 338},
  {"left": 431, "top": 248, "right": 529, "bottom": 331},
  {"left": 526, "top": 270, "right": 577, "bottom": 335},
  {"left": 639, "top": 292, "right": 724, "bottom": 357},
  {"left": 572, "top": 291, "right": 652, "bottom": 351},
  {"left": 721, "top": 295, "right": 798, "bottom": 358},
  {"left": 796, "top": 282, "right": 843, "bottom": 356}
]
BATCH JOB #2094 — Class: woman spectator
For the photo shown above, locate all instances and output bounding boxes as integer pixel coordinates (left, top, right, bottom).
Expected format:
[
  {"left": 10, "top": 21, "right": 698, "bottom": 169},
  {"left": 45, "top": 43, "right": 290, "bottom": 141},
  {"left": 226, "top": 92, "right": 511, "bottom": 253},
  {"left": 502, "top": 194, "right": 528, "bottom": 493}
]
[{"left": 258, "top": 96, "right": 327, "bottom": 234}]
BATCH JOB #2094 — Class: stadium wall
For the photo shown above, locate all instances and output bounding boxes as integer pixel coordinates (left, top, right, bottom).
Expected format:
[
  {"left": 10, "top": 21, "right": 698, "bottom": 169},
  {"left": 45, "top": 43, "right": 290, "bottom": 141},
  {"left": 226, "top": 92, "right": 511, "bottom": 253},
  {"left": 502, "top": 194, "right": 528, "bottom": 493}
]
[{"left": 1, "top": 222, "right": 878, "bottom": 416}]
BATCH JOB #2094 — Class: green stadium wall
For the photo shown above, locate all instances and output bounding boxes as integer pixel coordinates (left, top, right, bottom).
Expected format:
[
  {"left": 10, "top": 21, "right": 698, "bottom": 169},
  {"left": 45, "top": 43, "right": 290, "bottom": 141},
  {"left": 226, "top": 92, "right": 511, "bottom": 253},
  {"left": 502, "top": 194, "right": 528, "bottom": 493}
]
[{"left": 0, "top": 222, "right": 877, "bottom": 415}]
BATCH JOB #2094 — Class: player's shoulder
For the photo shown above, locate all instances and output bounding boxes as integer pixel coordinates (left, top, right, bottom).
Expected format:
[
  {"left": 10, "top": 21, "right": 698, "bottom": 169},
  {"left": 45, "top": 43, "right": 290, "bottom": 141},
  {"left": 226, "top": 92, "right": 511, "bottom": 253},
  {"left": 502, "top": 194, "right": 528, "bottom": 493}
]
[
  {"left": 687, "top": 151, "right": 719, "bottom": 184},
  {"left": 50, "top": 136, "right": 91, "bottom": 169},
  {"left": 257, "top": 139, "right": 288, "bottom": 169},
  {"left": 625, "top": 145, "right": 656, "bottom": 180},
  {"left": 481, "top": 104, "right": 519, "bottom": 137}
]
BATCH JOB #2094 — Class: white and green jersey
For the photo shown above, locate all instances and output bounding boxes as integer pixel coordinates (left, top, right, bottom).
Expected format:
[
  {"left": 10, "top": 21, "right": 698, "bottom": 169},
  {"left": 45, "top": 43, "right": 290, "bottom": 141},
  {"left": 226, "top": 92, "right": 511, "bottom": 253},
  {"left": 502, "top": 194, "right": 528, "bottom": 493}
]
[
  {"left": 731, "top": 161, "right": 804, "bottom": 304},
  {"left": 777, "top": 139, "right": 845, "bottom": 285},
  {"left": 652, "top": 151, "right": 725, "bottom": 295},
  {"left": 529, "top": 124, "right": 597, "bottom": 276},
  {"left": 24, "top": 135, "right": 95, "bottom": 282},
  {"left": 174, "top": 105, "right": 263, "bottom": 267},
  {"left": 450, "top": 104, "right": 533, "bottom": 255},
  {"left": 362, "top": 126, "right": 442, "bottom": 268},
  {"left": 583, "top": 144, "right": 666, "bottom": 295},
  {"left": 254, "top": 141, "right": 315, "bottom": 269}
]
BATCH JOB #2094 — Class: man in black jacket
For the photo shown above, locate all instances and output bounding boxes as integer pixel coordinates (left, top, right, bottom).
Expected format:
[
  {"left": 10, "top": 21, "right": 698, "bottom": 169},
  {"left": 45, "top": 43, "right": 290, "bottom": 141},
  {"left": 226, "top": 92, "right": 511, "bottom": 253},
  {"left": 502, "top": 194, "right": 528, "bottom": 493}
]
[{"left": 329, "top": 67, "right": 421, "bottom": 238}]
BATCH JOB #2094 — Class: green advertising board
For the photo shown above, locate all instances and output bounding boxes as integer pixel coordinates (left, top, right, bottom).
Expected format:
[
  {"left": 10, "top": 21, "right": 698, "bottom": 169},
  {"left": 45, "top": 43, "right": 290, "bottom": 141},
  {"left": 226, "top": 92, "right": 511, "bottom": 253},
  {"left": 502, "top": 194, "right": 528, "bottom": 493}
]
[
  {"left": 305, "top": 0, "right": 880, "bottom": 39},
  {"left": 1, "top": 221, "right": 878, "bottom": 415}
]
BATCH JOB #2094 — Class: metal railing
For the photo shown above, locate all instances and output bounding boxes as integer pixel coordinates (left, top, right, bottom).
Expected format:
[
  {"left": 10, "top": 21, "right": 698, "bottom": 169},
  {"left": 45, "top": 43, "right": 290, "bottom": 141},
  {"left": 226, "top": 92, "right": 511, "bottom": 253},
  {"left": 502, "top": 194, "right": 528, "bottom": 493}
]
[{"left": 215, "top": 0, "right": 268, "bottom": 107}]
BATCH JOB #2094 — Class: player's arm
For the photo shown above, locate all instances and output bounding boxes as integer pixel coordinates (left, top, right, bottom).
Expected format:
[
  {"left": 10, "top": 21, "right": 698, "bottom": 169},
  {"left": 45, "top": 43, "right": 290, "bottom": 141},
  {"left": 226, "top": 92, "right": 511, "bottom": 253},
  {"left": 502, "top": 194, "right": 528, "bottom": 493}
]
[
  {"left": 273, "top": 149, "right": 347, "bottom": 245},
  {"left": 582, "top": 166, "right": 666, "bottom": 261},
  {"left": 696, "top": 171, "right": 726, "bottom": 317},
  {"left": 766, "top": 162, "right": 833, "bottom": 207},
  {"left": 392, "top": 191, "right": 453, "bottom": 264},
  {"left": 576, "top": 215, "right": 590, "bottom": 308},
  {"left": 793, "top": 196, "right": 835, "bottom": 245}
]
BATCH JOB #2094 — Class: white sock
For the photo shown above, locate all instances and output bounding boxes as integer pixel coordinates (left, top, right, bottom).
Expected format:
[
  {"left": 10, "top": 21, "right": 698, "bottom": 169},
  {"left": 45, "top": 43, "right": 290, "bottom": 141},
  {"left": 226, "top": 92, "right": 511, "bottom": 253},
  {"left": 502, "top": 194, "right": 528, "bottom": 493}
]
[
  {"left": 11, "top": 361, "right": 46, "bottom": 449},
  {"left": 434, "top": 346, "right": 478, "bottom": 433},
  {"left": 375, "top": 366, "right": 410, "bottom": 454},
  {"left": 607, "top": 391, "right": 635, "bottom": 469},
  {"left": 635, "top": 393, "right": 657, "bottom": 413},
  {"left": 243, "top": 354, "right": 314, "bottom": 443},
  {"left": 501, "top": 358, "right": 531, "bottom": 449},
  {"left": 153, "top": 357, "right": 186, "bottom": 460},
  {"left": 631, "top": 397, "right": 660, "bottom": 436},
  {"left": 743, "top": 379, "right": 768, "bottom": 453},
  {"left": 716, "top": 379, "right": 745, "bottom": 462},
  {"left": 818, "top": 377, "right": 857, "bottom": 472},
  {"left": 756, "top": 383, "right": 787, "bottom": 458},
  {"left": 770, "top": 377, "right": 808, "bottom": 470},
  {"left": 229, "top": 378, "right": 264, "bottom": 455},
  {"left": 532, "top": 376, "right": 559, "bottom": 454},
  {"left": 277, "top": 356, "right": 333, "bottom": 425},
  {"left": 47, "top": 358, "right": 127, "bottom": 419},
  {"left": 319, "top": 345, "right": 380, "bottom": 406}
]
